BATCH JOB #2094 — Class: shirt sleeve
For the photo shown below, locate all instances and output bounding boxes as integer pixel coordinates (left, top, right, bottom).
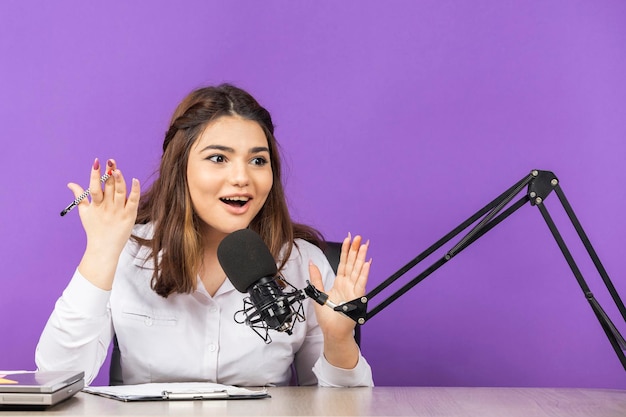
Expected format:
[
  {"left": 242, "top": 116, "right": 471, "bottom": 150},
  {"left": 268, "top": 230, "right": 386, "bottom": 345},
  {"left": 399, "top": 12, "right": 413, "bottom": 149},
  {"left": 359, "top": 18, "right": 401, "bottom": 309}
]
[
  {"left": 313, "top": 353, "right": 374, "bottom": 387},
  {"left": 35, "top": 269, "right": 114, "bottom": 385}
]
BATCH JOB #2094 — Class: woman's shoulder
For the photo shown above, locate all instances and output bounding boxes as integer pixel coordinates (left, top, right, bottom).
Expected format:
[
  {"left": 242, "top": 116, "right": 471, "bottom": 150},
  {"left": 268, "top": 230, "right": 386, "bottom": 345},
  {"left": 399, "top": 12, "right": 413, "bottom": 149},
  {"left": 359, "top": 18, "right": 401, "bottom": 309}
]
[
  {"left": 286, "top": 239, "right": 331, "bottom": 270},
  {"left": 131, "top": 222, "right": 154, "bottom": 239},
  {"left": 291, "top": 238, "right": 325, "bottom": 259},
  {"left": 281, "top": 239, "right": 334, "bottom": 286}
]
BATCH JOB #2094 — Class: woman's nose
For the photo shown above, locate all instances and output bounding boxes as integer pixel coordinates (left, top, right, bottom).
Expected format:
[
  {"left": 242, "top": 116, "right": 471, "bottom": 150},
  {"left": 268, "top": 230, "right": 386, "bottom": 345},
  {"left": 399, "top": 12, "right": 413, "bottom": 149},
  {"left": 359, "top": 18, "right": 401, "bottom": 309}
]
[{"left": 228, "top": 162, "right": 250, "bottom": 187}]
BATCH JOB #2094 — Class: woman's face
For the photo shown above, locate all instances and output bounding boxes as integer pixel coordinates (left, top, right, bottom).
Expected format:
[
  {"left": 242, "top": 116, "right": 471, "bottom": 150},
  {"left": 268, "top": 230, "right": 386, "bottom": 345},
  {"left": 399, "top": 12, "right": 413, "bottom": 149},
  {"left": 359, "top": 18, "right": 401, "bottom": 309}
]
[{"left": 187, "top": 116, "right": 273, "bottom": 242}]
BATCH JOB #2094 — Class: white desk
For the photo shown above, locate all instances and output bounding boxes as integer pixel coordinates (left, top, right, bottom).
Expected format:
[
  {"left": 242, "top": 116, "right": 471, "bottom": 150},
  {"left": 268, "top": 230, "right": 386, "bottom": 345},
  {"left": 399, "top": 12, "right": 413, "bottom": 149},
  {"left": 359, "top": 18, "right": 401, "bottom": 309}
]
[{"left": 6, "top": 386, "right": 626, "bottom": 416}]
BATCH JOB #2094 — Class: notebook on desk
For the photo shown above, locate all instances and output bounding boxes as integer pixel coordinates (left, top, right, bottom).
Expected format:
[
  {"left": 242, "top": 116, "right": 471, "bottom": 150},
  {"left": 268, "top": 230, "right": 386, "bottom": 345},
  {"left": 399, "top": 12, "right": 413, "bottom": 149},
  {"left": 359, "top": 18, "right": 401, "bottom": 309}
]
[
  {"left": 0, "top": 370, "right": 85, "bottom": 407},
  {"left": 83, "top": 382, "right": 269, "bottom": 401}
]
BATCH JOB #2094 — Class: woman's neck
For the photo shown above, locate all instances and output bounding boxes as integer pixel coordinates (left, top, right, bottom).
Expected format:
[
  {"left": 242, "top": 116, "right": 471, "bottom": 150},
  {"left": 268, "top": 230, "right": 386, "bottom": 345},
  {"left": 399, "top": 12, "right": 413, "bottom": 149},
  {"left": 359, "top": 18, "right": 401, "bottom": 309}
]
[
  {"left": 198, "top": 228, "right": 230, "bottom": 297},
  {"left": 198, "top": 246, "right": 226, "bottom": 297}
]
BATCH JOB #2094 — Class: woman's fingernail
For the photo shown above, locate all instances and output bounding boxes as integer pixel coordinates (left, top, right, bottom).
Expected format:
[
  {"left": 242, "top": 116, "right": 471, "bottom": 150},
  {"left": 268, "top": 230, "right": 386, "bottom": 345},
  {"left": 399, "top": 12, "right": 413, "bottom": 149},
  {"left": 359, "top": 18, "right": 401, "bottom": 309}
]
[
  {"left": 93, "top": 158, "right": 100, "bottom": 170},
  {"left": 107, "top": 159, "right": 114, "bottom": 167}
]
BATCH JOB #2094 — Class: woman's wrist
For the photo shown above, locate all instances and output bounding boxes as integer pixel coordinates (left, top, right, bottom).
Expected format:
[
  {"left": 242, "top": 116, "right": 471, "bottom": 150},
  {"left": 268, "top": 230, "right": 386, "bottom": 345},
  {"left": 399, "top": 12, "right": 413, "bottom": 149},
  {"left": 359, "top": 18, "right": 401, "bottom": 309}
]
[
  {"left": 323, "top": 334, "right": 360, "bottom": 369},
  {"left": 78, "top": 247, "right": 121, "bottom": 290}
]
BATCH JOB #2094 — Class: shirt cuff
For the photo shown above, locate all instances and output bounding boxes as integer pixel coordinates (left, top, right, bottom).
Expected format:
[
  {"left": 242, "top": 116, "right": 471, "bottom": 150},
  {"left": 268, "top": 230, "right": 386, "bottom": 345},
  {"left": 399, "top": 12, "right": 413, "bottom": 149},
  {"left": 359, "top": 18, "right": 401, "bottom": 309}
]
[
  {"left": 59, "top": 269, "right": 111, "bottom": 317},
  {"left": 312, "top": 353, "right": 374, "bottom": 387}
]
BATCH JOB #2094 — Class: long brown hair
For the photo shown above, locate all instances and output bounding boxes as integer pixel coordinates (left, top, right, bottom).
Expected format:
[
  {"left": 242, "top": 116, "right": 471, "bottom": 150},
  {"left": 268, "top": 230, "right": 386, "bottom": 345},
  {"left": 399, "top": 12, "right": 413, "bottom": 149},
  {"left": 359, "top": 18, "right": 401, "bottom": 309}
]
[{"left": 134, "top": 84, "right": 322, "bottom": 297}]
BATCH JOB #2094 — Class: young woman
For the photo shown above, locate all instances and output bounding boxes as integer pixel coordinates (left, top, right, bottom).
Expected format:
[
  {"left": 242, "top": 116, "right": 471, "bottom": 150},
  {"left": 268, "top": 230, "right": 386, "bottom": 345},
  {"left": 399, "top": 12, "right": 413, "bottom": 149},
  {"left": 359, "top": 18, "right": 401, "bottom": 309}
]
[{"left": 36, "top": 84, "right": 373, "bottom": 387}]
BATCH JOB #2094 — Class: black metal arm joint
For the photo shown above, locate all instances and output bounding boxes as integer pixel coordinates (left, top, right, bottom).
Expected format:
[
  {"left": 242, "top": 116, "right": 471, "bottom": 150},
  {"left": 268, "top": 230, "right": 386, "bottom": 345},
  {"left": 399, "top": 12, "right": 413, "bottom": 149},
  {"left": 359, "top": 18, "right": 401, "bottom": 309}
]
[
  {"left": 528, "top": 170, "right": 558, "bottom": 205},
  {"left": 334, "top": 298, "right": 369, "bottom": 324}
]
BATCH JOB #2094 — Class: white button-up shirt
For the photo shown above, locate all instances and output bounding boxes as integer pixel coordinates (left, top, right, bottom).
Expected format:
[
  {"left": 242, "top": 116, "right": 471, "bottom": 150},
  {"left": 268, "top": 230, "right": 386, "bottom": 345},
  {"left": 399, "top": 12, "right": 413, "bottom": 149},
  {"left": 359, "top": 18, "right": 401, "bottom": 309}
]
[{"left": 36, "top": 224, "right": 373, "bottom": 387}]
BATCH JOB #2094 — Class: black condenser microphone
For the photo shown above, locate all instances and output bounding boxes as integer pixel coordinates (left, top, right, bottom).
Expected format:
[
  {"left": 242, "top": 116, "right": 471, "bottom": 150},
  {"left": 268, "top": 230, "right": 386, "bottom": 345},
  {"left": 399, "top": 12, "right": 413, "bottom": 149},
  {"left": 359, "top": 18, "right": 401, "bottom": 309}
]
[{"left": 217, "top": 229, "right": 307, "bottom": 343}]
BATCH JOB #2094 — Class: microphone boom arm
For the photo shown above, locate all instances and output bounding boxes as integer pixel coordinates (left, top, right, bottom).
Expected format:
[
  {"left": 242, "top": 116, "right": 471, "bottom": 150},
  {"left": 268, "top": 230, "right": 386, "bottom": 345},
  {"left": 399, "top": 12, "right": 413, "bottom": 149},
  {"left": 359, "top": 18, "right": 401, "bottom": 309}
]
[{"left": 306, "top": 169, "right": 626, "bottom": 370}]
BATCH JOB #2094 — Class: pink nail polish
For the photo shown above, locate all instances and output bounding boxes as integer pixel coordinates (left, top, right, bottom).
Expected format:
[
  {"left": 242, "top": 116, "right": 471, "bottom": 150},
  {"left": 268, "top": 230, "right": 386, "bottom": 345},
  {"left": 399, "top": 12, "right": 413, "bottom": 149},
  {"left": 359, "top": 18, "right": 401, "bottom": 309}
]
[
  {"left": 93, "top": 158, "right": 100, "bottom": 170},
  {"left": 107, "top": 159, "right": 114, "bottom": 167}
]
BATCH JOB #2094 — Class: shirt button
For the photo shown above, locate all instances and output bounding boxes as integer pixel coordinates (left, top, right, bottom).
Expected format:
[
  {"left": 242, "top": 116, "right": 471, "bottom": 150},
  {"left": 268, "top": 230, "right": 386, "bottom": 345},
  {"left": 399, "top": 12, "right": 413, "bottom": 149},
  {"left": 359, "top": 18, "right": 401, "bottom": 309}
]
[
  {"left": 209, "top": 307, "right": 218, "bottom": 313},
  {"left": 144, "top": 317, "right": 153, "bottom": 326},
  {"left": 208, "top": 344, "right": 217, "bottom": 352}
]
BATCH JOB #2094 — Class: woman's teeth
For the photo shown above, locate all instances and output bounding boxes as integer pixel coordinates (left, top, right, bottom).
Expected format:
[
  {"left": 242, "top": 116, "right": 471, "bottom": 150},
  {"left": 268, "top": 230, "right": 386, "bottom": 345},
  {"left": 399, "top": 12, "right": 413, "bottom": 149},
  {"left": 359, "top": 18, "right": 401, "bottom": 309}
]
[{"left": 221, "top": 197, "right": 249, "bottom": 207}]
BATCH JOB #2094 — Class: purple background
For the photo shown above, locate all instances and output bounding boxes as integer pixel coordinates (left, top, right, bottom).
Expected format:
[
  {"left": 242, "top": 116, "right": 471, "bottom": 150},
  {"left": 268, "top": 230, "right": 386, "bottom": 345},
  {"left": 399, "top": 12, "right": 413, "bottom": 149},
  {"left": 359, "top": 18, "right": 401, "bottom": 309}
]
[{"left": 1, "top": 1, "right": 625, "bottom": 388}]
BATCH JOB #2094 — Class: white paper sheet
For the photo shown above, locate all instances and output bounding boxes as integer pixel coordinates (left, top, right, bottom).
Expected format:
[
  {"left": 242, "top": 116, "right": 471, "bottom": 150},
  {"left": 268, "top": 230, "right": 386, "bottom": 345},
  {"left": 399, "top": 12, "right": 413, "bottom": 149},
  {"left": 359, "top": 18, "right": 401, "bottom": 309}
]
[{"left": 83, "top": 382, "right": 269, "bottom": 401}]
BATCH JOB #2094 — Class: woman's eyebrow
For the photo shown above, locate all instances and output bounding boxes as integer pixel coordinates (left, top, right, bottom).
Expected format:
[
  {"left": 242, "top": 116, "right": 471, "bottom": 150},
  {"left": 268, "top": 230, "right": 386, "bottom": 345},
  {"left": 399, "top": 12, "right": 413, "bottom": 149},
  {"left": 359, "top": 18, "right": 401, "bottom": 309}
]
[
  {"left": 198, "top": 145, "right": 270, "bottom": 154},
  {"left": 250, "top": 146, "right": 270, "bottom": 154},
  {"left": 199, "top": 144, "right": 234, "bottom": 153}
]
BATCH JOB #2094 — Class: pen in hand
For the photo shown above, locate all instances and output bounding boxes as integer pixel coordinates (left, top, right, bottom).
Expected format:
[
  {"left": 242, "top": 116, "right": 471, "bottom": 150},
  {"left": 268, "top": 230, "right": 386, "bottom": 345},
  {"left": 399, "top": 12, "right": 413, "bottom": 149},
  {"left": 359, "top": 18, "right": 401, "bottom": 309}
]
[{"left": 60, "top": 171, "right": 113, "bottom": 217}]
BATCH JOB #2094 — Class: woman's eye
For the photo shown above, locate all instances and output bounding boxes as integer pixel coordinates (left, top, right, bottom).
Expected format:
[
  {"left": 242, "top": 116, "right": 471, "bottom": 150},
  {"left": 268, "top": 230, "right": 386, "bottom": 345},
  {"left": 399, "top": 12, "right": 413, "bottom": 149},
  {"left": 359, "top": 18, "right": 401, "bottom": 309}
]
[
  {"left": 251, "top": 157, "right": 268, "bottom": 166},
  {"left": 208, "top": 155, "right": 225, "bottom": 163}
]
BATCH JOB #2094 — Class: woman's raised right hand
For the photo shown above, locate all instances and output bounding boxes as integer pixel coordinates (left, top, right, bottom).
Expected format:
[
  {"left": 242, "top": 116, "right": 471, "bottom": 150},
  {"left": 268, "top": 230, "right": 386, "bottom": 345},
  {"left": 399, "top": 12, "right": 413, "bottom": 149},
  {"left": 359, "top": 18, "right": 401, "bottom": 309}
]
[{"left": 69, "top": 158, "right": 141, "bottom": 290}]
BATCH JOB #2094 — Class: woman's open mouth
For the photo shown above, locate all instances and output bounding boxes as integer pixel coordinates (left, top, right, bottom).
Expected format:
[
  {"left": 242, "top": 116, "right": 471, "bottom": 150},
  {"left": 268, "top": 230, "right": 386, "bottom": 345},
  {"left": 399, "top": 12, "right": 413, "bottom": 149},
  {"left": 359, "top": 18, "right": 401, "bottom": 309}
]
[{"left": 220, "top": 196, "right": 250, "bottom": 208}]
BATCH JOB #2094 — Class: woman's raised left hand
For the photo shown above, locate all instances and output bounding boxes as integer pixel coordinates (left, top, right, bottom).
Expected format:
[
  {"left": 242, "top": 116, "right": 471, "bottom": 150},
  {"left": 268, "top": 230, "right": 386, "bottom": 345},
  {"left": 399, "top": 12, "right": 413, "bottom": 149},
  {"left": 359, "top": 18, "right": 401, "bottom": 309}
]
[{"left": 308, "top": 234, "right": 371, "bottom": 368}]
